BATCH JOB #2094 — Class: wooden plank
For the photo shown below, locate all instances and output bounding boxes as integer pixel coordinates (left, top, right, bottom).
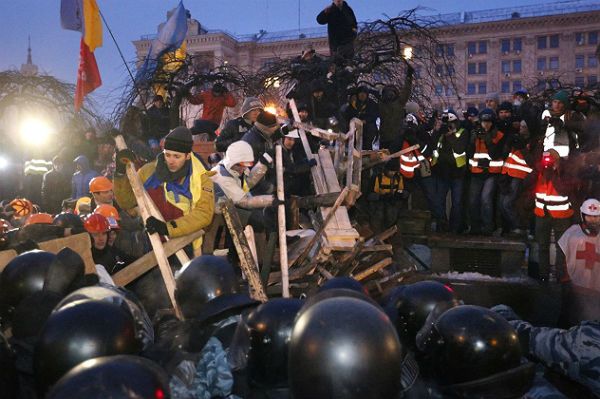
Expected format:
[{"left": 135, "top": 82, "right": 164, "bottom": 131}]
[
  {"left": 113, "top": 230, "right": 204, "bottom": 286},
  {"left": 361, "top": 244, "right": 393, "bottom": 253},
  {"left": 114, "top": 135, "right": 182, "bottom": 319},
  {"left": 352, "top": 119, "right": 363, "bottom": 189},
  {"left": 220, "top": 200, "right": 268, "bottom": 302},
  {"left": 353, "top": 257, "right": 393, "bottom": 281},
  {"left": 365, "top": 226, "right": 398, "bottom": 245},
  {"left": 275, "top": 145, "right": 290, "bottom": 298},
  {"left": 345, "top": 129, "right": 355, "bottom": 189},
  {"left": 38, "top": 233, "right": 96, "bottom": 275}
]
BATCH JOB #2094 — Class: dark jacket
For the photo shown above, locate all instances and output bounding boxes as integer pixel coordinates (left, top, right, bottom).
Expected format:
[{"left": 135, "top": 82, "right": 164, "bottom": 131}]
[
  {"left": 282, "top": 145, "right": 312, "bottom": 197},
  {"left": 433, "top": 127, "right": 469, "bottom": 179},
  {"left": 71, "top": 155, "right": 99, "bottom": 199},
  {"left": 308, "top": 95, "right": 338, "bottom": 129},
  {"left": 378, "top": 86, "right": 411, "bottom": 147},
  {"left": 316, "top": 2, "right": 357, "bottom": 49},
  {"left": 242, "top": 126, "right": 278, "bottom": 195},
  {"left": 146, "top": 104, "right": 171, "bottom": 140},
  {"left": 216, "top": 117, "right": 254, "bottom": 152},
  {"left": 41, "top": 168, "right": 71, "bottom": 214}
]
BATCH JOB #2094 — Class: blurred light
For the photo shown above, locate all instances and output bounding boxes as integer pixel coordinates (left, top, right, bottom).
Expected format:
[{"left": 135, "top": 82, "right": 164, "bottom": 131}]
[
  {"left": 264, "top": 105, "right": 278, "bottom": 115},
  {"left": 19, "top": 117, "right": 54, "bottom": 146},
  {"left": 264, "top": 77, "right": 280, "bottom": 89},
  {"left": 0, "top": 156, "right": 8, "bottom": 170},
  {"left": 403, "top": 46, "right": 413, "bottom": 60}
]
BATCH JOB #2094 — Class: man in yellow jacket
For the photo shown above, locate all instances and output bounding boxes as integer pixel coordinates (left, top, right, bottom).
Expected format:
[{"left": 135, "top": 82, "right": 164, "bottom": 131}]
[{"left": 113, "top": 127, "right": 214, "bottom": 250}]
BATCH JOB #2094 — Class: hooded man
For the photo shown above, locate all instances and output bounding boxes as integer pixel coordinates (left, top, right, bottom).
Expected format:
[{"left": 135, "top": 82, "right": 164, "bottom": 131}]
[
  {"left": 242, "top": 110, "right": 281, "bottom": 195},
  {"left": 216, "top": 97, "right": 263, "bottom": 152},
  {"left": 71, "top": 155, "right": 99, "bottom": 200},
  {"left": 114, "top": 126, "right": 214, "bottom": 253}
]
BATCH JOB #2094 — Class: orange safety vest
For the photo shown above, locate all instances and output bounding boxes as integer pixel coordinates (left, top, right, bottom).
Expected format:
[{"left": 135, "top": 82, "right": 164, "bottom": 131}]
[
  {"left": 400, "top": 141, "right": 426, "bottom": 179},
  {"left": 501, "top": 150, "right": 533, "bottom": 179},
  {"left": 534, "top": 173, "right": 574, "bottom": 219},
  {"left": 469, "top": 132, "right": 504, "bottom": 174}
]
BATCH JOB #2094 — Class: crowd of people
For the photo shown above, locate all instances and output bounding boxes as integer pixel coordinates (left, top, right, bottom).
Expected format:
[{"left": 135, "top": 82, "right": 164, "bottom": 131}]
[{"left": 1, "top": 0, "right": 600, "bottom": 397}]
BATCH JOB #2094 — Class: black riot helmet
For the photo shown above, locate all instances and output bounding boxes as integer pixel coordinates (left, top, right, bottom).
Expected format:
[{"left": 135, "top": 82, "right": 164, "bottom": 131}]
[
  {"left": 175, "top": 255, "right": 257, "bottom": 322},
  {"left": 52, "top": 212, "right": 84, "bottom": 230},
  {"left": 46, "top": 355, "right": 170, "bottom": 399},
  {"left": 289, "top": 297, "right": 404, "bottom": 399},
  {"left": 55, "top": 284, "right": 154, "bottom": 351},
  {"left": 317, "top": 276, "right": 367, "bottom": 295},
  {"left": 246, "top": 298, "right": 303, "bottom": 389},
  {"left": 417, "top": 305, "right": 534, "bottom": 398},
  {"left": 0, "top": 332, "right": 18, "bottom": 398},
  {"left": 0, "top": 250, "right": 55, "bottom": 320},
  {"left": 295, "top": 287, "right": 380, "bottom": 323},
  {"left": 384, "top": 280, "right": 461, "bottom": 350},
  {"left": 34, "top": 300, "right": 141, "bottom": 393}
]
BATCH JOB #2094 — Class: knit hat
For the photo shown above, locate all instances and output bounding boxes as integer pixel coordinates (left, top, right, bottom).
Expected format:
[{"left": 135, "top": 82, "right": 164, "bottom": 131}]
[
  {"left": 485, "top": 92, "right": 500, "bottom": 103},
  {"left": 466, "top": 106, "right": 479, "bottom": 117},
  {"left": 498, "top": 101, "right": 513, "bottom": 113},
  {"left": 256, "top": 110, "right": 278, "bottom": 128},
  {"left": 240, "top": 97, "right": 263, "bottom": 117},
  {"left": 405, "top": 102, "right": 420, "bottom": 115},
  {"left": 164, "top": 126, "right": 193, "bottom": 153},
  {"left": 552, "top": 90, "right": 570, "bottom": 108},
  {"left": 479, "top": 108, "right": 496, "bottom": 122}
]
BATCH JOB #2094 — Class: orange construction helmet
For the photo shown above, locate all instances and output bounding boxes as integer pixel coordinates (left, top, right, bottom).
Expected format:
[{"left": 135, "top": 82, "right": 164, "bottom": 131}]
[
  {"left": 83, "top": 213, "right": 110, "bottom": 234},
  {"left": 24, "top": 213, "right": 54, "bottom": 226},
  {"left": 9, "top": 198, "right": 33, "bottom": 217},
  {"left": 89, "top": 176, "right": 114, "bottom": 193},
  {"left": 94, "top": 204, "right": 120, "bottom": 230}
]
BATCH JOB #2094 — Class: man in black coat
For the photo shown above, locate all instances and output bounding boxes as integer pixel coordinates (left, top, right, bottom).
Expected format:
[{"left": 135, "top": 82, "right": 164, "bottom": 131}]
[
  {"left": 216, "top": 97, "right": 263, "bottom": 153},
  {"left": 316, "top": 0, "right": 357, "bottom": 63},
  {"left": 41, "top": 156, "right": 71, "bottom": 214}
]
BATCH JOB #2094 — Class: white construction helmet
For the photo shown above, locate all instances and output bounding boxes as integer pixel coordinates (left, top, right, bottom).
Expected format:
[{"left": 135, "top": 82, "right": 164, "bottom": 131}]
[
  {"left": 284, "top": 129, "right": 300, "bottom": 139},
  {"left": 581, "top": 199, "right": 600, "bottom": 216},
  {"left": 224, "top": 141, "right": 255, "bottom": 169}
]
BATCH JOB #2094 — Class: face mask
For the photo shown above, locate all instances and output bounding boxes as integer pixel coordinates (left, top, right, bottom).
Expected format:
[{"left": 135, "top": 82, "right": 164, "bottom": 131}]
[{"left": 513, "top": 100, "right": 522, "bottom": 107}]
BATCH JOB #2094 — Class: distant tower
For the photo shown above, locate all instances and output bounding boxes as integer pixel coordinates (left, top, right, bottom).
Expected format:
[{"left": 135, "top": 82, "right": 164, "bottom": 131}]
[{"left": 20, "top": 36, "right": 39, "bottom": 76}]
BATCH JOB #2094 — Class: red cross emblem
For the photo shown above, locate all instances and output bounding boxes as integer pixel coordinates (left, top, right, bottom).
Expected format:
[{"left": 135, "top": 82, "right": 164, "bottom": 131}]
[
  {"left": 588, "top": 204, "right": 599, "bottom": 212},
  {"left": 576, "top": 242, "right": 600, "bottom": 270}
]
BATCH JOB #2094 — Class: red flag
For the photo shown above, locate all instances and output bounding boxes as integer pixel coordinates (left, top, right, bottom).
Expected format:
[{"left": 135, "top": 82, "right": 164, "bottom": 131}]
[{"left": 74, "top": 38, "right": 101, "bottom": 111}]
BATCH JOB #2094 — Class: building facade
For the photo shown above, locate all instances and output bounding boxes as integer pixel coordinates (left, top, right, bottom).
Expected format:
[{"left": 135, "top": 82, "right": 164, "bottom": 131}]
[{"left": 134, "top": 1, "right": 600, "bottom": 112}]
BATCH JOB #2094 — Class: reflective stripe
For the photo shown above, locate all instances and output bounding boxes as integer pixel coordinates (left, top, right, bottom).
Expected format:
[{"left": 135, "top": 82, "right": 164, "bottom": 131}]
[
  {"left": 547, "top": 203, "right": 571, "bottom": 211},
  {"left": 453, "top": 152, "right": 466, "bottom": 159},
  {"left": 473, "top": 153, "right": 492, "bottom": 160},
  {"left": 507, "top": 153, "right": 527, "bottom": 165},
  {"left": 401, "top": 164, "right": 417, "bottom": 172},
  {"left": 504, "top": 163, "right": 533, "bottom": 173},
  {"left": 489, "top": 161, "right": 504, "bottom": 167},
  {"left": 417, "top": 155, "right": 425, "bottom": 162}
]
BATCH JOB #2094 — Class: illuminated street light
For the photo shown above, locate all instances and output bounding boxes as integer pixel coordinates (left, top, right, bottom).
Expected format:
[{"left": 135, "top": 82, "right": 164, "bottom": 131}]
[
  {"left": 403, "top": 46, "right": 413, "bottom": 60},
  {"left": 19, "top": 118, "right": 54, "bottom": 146},
  {"left": 0, "top": 156, "right": 8, "bottom": 170},
  {"left": 264, "top": 104, "right": 278, "bottom": 115}
]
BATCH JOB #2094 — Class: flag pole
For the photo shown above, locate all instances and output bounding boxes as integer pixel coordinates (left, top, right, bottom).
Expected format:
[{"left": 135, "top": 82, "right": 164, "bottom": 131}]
[{"left": 98, "top": 9, "right": 148, "bottom": 110}]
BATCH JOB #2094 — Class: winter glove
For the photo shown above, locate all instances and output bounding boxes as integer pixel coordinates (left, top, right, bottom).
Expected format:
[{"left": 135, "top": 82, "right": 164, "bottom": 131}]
[
  {"left": 307, "top": 158, "right": 318, "bottom": 167},
  {"left": 259, "top": 151, "right": 274, "bottom": 167},
  {"left": 549, "top": 116, "right": 564, "bottom": 129},
  {"left": 115, "top": 149, "right": 137, "bottom": 174},
  {"left": 145, "top": 216, "right": 169, "bottom": 236}
]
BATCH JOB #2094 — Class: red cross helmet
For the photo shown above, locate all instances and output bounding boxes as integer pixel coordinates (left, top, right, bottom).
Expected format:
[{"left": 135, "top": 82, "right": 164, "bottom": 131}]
[{"left": 581, "top": 199, "right": 600, "bottom": 216}]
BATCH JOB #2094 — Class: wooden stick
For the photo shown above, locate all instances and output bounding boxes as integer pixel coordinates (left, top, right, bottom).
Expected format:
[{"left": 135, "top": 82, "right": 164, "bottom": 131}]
[
  {"left": 345, "top": 129, "right": 355, "bottom": 189},
  {"left": 361, "top": 144, "right": 421, "bottom": 170},
  {"left": 353, "top": 257, "right": 393, "bottom": 281},
  {"left": 292, "top": 120, "right": 341, "bottom": 141},
  {"left": 220, "top": 200, "right": 268, "bottom": 302},
  {"left": 365, "top": 225, "right": 398, "bottom": 246},
  {"left": 113, "top": 230, "right": 204, "bottom": 286},
  {"left": 114, "top": 135, "right": 182, "bottom": 319},
  {"left": 244, "top": 225, "right": 258, "bottom": 266},
  {"left": 292, "top": 187, "right": 350, "bottom": 267},
  {"left": 275, "top": 145, "right": 290, "bottom": 297}
]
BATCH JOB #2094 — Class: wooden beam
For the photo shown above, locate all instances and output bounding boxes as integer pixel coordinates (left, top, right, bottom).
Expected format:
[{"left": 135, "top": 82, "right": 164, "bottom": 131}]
[
  {"left": 114, "top": 135, "right": 182, "bottom": 319},
  {"left": 295, "top": 192, "right": 341, "bottom": 209},
  {"left": 113, "top": 230, "right": 204, "bottom": 286},
  {"left": 220, "top": 200, "right": 268, "bottom": 302},
  {"left": 353, "top": 257, "right": 393, "bottom": 281},
  {"left": 361, "top": 244, "right": 393, "bottom": 253},
  {"left": 275, "top": 145, "right": 290, "bottom": 298}
]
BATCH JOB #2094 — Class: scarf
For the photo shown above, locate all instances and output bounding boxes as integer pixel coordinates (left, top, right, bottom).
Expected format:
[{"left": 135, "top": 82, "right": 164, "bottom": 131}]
[{"left": 144, "top": 153, "right": 192, "bottom": 202}]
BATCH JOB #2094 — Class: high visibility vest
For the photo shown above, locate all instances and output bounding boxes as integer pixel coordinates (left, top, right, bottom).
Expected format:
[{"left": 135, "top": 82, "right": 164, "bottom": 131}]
[
  {"left": 400, "top": 141, "right": 425, "bottom": 179},
  {"left": 431, "top": 129, "right": 467, "bottom": 168},
  {"left": 469, "top": 132, "right": 504, "bottom": 174},
  {"left": 501, "top": 150, "right": 532, "bottom": 179},
  {"left": 374, "top": 172, "right": 403, "bottom": 196},
  {"left": 534, "top": 174, "right": 574, "bottom": 219},
  {"left": 24, "top": 159, "right": 52, "bottom": 176}
]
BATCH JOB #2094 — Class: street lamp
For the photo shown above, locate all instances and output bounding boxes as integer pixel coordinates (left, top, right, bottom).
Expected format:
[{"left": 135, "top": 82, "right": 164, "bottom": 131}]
[{"left": 19, "top": 117, "right": 54, "bottom": 147}]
